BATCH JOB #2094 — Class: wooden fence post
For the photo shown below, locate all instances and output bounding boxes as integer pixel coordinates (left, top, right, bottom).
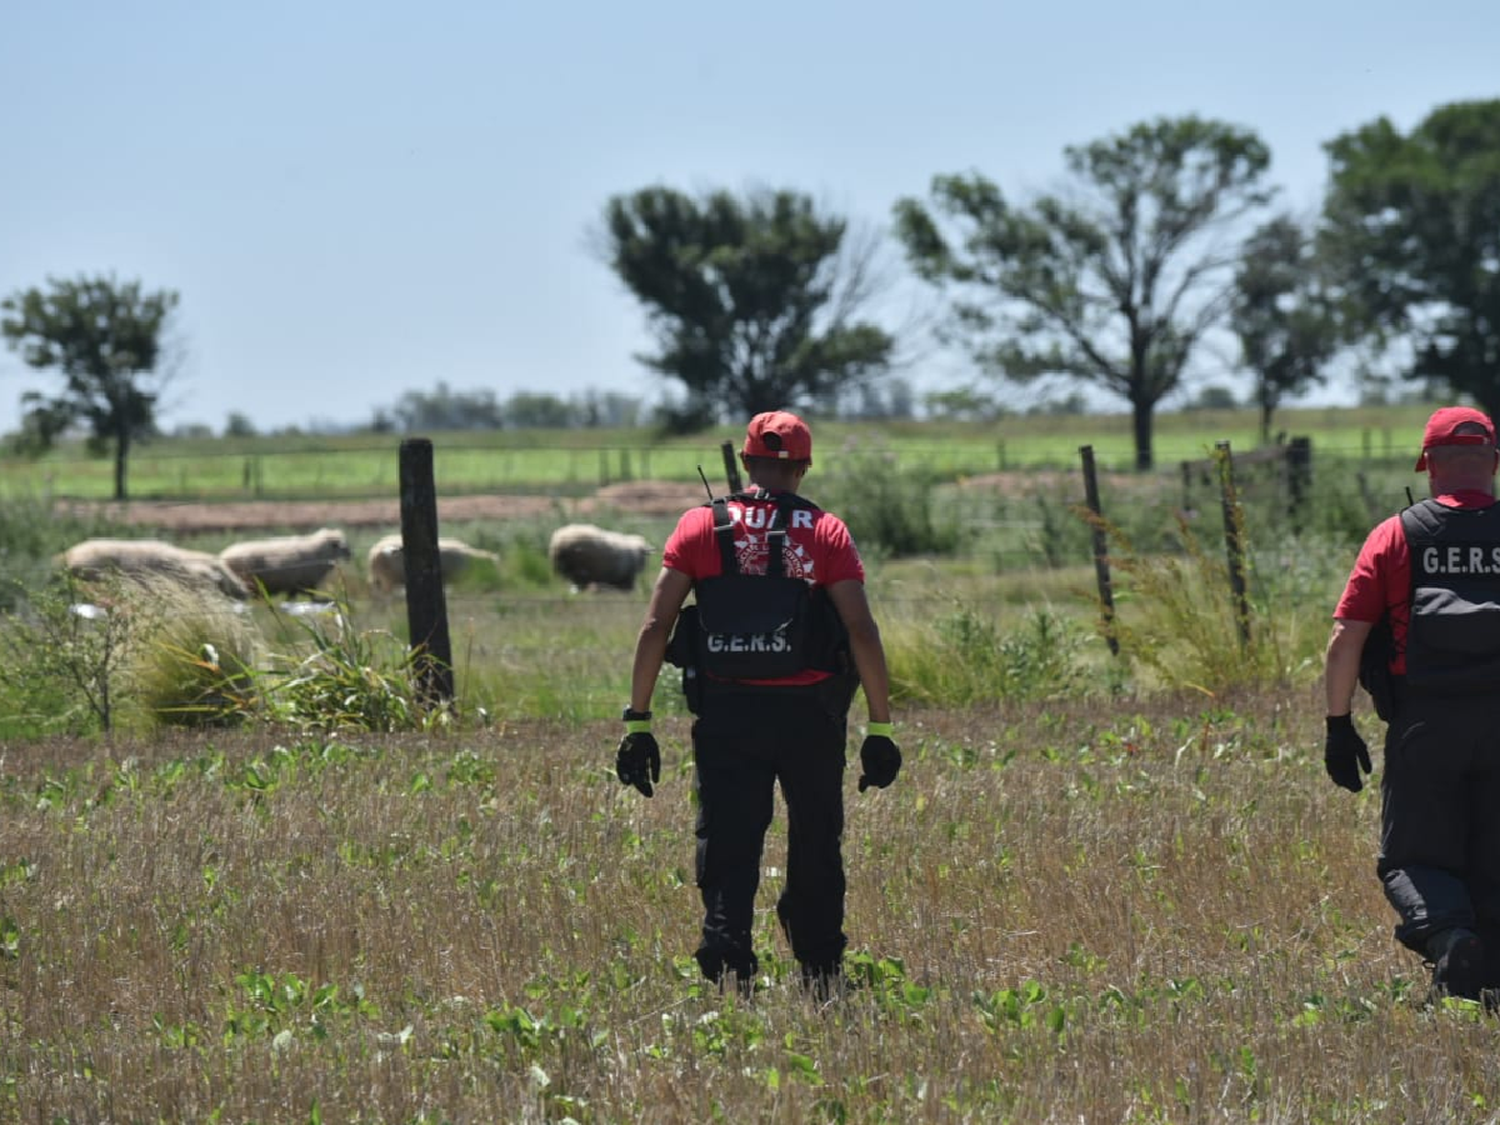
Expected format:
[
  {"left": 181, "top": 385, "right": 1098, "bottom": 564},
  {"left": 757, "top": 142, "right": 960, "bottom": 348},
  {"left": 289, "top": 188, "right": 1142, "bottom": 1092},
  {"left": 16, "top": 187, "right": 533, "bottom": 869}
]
[
  {"left": 1215, "top": 440, "right": 1252, "bottom": 647},
  {"left": 1079, "top": 444, "right": 1119, "bottom": 656},
  {"left": 1286, "top": 436, "right": 1312, "bottom": 533},
  {"left": 721, "top": 441, "right": 743, "bottom": 494},
  {"left": 399, "top": 438, "right": 455, "bottom": 704}
]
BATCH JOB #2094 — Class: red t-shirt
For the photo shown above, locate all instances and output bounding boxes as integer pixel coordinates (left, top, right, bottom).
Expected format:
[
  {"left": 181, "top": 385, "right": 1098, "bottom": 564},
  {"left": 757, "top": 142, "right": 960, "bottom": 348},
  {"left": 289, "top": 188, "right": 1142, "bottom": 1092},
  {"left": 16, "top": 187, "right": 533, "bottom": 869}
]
[
  {"left": 663, "top": 490, "right": 865, "bottom": 685},
  {"left": 1333, "top": 491, "right": 1497, "bottom": 674}
]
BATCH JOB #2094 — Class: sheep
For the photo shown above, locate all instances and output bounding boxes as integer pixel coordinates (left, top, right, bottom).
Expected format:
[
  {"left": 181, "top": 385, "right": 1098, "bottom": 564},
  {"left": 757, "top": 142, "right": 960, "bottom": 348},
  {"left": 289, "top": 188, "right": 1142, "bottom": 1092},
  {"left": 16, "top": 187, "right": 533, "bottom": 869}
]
[
  {"left": 547, "top": 523, "right": 654, "bottom": 592},
  {"left": 366, "top": 533, "right": 501, "bottom": 595},
  {"left": 218, "top": 527, "right": 352, "bottom": 597},
  {"left": 61, "top": 538, "right": 253, "bottom": 602}
]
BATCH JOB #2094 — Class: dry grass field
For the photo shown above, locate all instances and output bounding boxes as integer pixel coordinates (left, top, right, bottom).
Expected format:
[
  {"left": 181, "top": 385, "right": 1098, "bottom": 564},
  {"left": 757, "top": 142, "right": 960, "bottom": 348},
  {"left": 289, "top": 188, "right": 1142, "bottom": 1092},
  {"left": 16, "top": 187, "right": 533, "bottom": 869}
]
[{"left": 4, "top": 683, "right": 1498, "bottom": 1123}]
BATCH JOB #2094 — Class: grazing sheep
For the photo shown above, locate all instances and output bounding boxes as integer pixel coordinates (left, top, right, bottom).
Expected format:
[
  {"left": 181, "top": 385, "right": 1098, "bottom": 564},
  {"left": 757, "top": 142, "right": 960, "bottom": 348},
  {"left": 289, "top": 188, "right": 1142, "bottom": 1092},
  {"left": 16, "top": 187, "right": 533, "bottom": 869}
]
[
  {"left": 218, "top": 527, "right": 352, "bottom": 597},
  {"left": 61, "top": 538, "right": 253, "bottom": 602},
  {"left": 366, "top": 533, "right": 502, "bottom": 594},
  {"left": 547, "top": 523, "right": 654, "bottom": 592}
]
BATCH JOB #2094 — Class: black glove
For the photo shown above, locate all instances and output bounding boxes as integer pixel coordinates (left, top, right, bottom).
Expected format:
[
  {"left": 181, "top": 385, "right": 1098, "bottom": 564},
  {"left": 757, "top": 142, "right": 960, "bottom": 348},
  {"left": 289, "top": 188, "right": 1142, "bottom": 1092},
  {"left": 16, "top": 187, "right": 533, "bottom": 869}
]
[
  {"left": 1324, "top": 714, "right": 1372, "bottom": 793},
  {"left": 616, "top": 731, "right": 661, "bottom": 797},
  {"left": 858, "top": 734, "right": 902, "bottom": 792}
]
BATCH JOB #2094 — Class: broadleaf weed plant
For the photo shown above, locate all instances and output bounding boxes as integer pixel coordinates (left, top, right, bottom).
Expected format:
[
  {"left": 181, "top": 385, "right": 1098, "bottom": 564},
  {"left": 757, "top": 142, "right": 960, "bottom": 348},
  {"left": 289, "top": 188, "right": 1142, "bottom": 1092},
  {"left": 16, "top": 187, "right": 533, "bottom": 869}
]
[{"left": 888, "top": 599, "right": 1095, "bottom": 708}]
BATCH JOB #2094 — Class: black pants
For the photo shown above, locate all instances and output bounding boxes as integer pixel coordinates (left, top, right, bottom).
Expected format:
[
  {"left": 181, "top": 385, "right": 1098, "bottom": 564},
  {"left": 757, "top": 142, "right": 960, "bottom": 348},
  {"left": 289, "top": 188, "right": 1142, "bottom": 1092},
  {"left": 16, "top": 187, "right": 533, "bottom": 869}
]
[
  {"left": 690, "top": 688, "right": 848, "bottom": 984},
  {"left": 1378, "top": 693, "right": 1500, "bottom": 973}
]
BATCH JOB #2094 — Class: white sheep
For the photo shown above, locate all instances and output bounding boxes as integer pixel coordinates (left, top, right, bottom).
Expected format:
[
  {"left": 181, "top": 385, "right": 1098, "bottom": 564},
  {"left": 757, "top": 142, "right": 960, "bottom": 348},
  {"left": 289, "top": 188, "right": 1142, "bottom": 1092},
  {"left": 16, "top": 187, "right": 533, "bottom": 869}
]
[
  {"left": 547, "top": 523, "right": 654, "bottom": 592},
  {"left": 366, "top": 533, "right": 502, "bottom": 595},
  {"left": 61, "top": 538, "right": 253, "bottom": 602},
  {"left": 218, "top": 527, "right": 352, "bottom": 597}
]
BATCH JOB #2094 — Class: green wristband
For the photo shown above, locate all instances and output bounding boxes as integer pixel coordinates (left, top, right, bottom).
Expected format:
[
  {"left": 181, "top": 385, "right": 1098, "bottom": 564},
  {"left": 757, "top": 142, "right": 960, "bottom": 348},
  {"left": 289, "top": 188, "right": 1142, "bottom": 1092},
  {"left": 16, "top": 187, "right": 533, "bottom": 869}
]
[
  {"left": 624, "top": 719, "right": 652, "bottom": 735},
  {"left": 867, "top": 721, "right": 894, "bottom": 738}
]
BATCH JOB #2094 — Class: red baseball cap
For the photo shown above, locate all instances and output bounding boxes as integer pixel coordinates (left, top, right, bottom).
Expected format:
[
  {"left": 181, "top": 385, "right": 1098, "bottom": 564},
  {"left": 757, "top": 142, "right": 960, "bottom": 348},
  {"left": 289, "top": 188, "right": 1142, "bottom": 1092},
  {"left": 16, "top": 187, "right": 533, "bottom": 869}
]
[
  {"left": 1414, "top": 406, "right": 1497, "bottom": 470},
  {"left": 742, "top": 410, "right": 813, "bottom": 462}
]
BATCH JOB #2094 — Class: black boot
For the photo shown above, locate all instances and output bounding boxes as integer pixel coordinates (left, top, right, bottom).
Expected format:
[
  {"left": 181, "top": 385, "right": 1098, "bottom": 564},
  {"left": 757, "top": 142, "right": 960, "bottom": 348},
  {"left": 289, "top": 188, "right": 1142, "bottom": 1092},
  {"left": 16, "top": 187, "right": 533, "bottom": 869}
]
[
  {"left": 798, "top": 960, "right": 859, "bottom": 1002},
  {"left": 695, "top": 946, "right": 757, "bottom": 998},
  {"left": 1428, "top": 928, "right": 1486, "bottom": 1001}
]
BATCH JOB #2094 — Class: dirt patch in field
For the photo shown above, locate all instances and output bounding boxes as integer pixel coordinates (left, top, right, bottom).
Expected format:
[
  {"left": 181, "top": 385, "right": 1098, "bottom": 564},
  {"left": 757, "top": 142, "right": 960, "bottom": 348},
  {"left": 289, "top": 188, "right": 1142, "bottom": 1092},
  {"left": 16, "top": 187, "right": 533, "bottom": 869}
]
[{"left": 60, "top": 480, "right": 709, "bottom": 534}]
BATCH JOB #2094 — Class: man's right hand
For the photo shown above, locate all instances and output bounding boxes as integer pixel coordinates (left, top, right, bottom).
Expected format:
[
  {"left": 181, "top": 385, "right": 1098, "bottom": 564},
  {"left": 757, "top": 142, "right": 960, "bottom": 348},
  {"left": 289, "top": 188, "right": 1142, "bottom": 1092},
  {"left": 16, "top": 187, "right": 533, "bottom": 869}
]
[
  {"left": 1324, "top": 714, "right": 1372, "bottom": 792},
  {"left": 616, "top": 732, "right": 661, "bottom": 798}
]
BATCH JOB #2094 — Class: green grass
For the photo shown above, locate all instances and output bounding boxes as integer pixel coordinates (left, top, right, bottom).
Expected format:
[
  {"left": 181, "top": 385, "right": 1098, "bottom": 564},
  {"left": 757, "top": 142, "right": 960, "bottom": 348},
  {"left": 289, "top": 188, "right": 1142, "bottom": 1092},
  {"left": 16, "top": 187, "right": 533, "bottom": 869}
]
[{"left": 0, "top": 402, "right": 1443, "bottom": 502}]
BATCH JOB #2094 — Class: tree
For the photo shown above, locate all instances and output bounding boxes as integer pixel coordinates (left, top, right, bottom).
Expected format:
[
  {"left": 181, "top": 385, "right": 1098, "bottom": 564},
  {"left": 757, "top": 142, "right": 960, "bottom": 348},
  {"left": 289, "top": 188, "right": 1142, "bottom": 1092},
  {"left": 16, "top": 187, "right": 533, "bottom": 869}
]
[
  {"left": 224, "top": 412, "right": 258, "bottom": 438},
  {"left": 1230, "top": 215, "right": 1339, "bottom": 442},
  {"left": 895, "top": 116, "right": 1274, "bottom": 469},
  {"left": 600, "top": 186, "right": 896, "bottom": 430},
  {"left": 923, "top": 385, "right": 1007, "bottom": 422},
  {"left": 1, "top": 275, "right": 179, "bottom": 500},
  {"left": 1320, "top": 99, "right": 1500, "bottom": 418},
  {"left": 384, "top": 382, "right": 506, "bottom": 432},
  {"left": 1183, "top": 384, "right": 1240, "bottom": 412}
]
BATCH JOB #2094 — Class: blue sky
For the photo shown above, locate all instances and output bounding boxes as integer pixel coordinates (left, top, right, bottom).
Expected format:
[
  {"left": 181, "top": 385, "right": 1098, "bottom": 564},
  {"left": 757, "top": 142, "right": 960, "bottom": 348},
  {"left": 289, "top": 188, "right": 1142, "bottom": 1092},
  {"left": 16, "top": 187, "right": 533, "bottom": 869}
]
[{"left": 2, "top": 0, "right": 1497, "bottom": 435}]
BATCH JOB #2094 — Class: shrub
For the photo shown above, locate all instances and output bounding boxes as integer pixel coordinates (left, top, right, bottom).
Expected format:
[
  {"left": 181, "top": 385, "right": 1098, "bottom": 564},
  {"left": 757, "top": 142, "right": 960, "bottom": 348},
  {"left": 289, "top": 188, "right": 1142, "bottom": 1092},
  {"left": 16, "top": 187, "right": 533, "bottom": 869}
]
[{"left": 812, "top": 438, "right": 963, "bottom": 558}]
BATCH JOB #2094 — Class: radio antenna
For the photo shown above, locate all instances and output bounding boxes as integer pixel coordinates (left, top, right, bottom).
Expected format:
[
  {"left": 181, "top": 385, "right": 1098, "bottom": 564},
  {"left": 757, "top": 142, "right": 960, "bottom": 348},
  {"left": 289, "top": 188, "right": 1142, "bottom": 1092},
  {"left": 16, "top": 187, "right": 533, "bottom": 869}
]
[{"left": 696, "top": 465, "right": 714, "bottom": 501}]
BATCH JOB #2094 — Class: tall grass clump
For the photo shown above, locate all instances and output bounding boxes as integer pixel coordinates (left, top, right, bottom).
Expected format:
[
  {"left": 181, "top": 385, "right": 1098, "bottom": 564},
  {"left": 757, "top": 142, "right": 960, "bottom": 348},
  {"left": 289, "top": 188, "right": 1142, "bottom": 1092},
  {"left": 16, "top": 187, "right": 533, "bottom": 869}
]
[
  {"left": 1097, "top": 508, "right": 1326, "bottom": 696},
  {"left": 249, "top": 601, "right": 455, "bottom": 733},
  {"left": 133, "top": 596, "right": 263, "bottom": 728}
]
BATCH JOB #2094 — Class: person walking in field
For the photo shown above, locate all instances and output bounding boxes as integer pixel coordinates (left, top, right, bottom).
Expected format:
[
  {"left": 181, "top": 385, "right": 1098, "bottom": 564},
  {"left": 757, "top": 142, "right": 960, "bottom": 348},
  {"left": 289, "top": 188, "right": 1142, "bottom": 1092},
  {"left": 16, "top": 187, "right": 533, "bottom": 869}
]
[
  {"left": 614, "top": 409, "right": 900, "bottom": 996},
  {"left": 1324, "top": 405, "right": 1500, "bottom": 1002}
]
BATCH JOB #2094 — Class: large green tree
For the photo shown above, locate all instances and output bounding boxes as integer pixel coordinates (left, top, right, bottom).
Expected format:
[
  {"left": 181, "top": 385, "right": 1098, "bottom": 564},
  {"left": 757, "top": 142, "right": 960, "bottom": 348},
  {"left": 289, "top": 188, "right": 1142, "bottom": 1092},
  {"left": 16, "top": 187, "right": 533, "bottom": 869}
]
[
  {"left": 895, "top": 116, "right": 1274, "bottom": 469},
  {"left": 601, "top": 186, "right": 895, "bottom": 429},
  {"left": 2, "top": 275, "right": 180, "bottom": 500},
  {"left": 1321, "top": 99, "right": 1500, "bottom": 418},
  {"left": 1231, "top": 214, "right": 1340, "bottom": 443}
]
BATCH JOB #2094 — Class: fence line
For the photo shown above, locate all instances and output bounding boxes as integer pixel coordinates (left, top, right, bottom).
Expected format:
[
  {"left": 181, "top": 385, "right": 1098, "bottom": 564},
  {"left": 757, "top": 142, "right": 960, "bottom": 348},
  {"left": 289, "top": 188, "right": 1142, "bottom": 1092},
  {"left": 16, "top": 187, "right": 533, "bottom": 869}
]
[{"left": 1, "top": 423, "right": 1420, "bottom": 508}]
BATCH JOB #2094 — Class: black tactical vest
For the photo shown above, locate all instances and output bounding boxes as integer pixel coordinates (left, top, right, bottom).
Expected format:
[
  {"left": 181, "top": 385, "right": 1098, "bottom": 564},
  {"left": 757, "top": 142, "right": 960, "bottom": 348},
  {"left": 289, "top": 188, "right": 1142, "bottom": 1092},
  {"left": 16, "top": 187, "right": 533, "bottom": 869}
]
[
  {"left": 1400, "top": 498, "right": 1500, "bottom": 692},
  {"left": 681, "top": 490, "right": 842, "bottom": 681}
]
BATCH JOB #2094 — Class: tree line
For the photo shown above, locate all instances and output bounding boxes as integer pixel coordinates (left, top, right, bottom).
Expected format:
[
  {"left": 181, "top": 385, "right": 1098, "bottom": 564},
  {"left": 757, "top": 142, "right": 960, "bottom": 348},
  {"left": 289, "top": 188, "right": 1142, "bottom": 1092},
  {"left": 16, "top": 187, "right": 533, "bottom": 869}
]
[{"left": 5, "top": 99, "right": 1498, "bottom": 497}]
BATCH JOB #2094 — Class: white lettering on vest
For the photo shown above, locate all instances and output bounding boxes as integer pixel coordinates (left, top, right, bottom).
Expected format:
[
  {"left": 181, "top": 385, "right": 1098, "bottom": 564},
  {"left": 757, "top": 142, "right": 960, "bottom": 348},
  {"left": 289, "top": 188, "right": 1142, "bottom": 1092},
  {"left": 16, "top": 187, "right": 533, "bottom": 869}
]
[
  {"left": 705, "top": 630, "right": 793, "bottom": 654},
  {"left": 1421, "top": 545, "right": 1500, "bottom": 574},
  {"left": 792, "top": 510, "right": 813, "bottom": 529}
]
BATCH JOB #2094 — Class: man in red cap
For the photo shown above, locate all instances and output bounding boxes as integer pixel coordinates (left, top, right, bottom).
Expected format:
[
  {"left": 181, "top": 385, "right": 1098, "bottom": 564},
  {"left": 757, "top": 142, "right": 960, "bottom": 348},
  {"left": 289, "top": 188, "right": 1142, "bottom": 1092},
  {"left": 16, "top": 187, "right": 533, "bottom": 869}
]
[
  {"left": 1325, "top": 404, "right": 1500, "bottom": 1002},
  {"left": 615, "top": 409, "right": 899, "bottom": 997}
]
